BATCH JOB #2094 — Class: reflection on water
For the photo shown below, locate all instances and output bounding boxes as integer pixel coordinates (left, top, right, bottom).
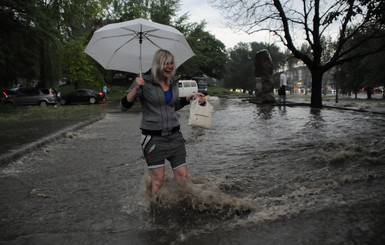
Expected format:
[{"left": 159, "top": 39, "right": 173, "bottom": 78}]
[
  {"left": 130, "top": 98, "right": 385, "bottom": 244},
  {"left": 255, "top": 104, "right": 274, "bottom": 119}
]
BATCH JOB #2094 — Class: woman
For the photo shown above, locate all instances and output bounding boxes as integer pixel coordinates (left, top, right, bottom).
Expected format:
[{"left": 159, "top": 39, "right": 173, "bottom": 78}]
[{"left": 121, "top": 49, "right": 205, "bottom": 193}]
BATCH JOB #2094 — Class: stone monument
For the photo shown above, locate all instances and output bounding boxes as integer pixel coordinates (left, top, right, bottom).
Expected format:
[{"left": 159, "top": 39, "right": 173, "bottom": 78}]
[{"left": 254, "top": 49, "right": 275, "bottom": 103}]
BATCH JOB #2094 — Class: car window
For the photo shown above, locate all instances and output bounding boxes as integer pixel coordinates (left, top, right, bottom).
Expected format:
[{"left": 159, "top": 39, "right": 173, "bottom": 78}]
[
  {"left": 71, "top": 91, "right": 81, "bottom": 96},
  {"left": 178, "top": 82, "right": 183, "bottom": 88},
  {"left": 78, "top": 90, "right": 88, "bottom": 96},
  {"left": 40, "top": 89, "right": 49, "bottom": 94},
  {"left": 190, "top": 82, "right": 196, "bottom": 87},
  {"left": 20, "top": 89, "right": 39, "bottom": 96},
  {"left": 184, "top": 82, "right": 191, "bottom": 87}
]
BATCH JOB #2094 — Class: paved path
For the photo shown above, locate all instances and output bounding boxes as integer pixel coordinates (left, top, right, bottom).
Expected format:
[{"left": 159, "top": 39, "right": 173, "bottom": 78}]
[{"left": 0, "top": 104, "right": 192, "bottom": 244}]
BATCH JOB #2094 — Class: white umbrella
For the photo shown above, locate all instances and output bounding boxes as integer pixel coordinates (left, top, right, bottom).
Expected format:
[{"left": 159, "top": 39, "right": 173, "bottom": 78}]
[{"left": 84, "top": 18, "right": 195, "bottom": 75}]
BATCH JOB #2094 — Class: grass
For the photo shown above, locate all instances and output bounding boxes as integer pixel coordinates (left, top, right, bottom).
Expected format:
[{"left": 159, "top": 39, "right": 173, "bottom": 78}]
[
  {"left": 0, "top": 104, "right": 103, "bottom": 122},
  {"left": 0, "top": 104, "right": 105, "bottom": 155},
  {"left": 207, "top": 85, "right": 254, "bottom": 98},
  {"left": 107, "top": 85, "right": 129, "bottom": 100},
  {"left": 57, "top": 83, "right": 128, "bottom": 101}
]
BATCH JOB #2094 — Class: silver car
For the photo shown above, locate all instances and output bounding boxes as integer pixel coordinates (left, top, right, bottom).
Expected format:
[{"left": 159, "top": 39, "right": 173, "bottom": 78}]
[{"left": 5, "top": 88, "right": 58, "bottom": 106}]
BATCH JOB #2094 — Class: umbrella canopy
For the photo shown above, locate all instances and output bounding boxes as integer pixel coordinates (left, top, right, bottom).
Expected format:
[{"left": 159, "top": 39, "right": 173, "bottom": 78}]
[{"left": 84, "top": 18, "right": 195, "bottom": 74}]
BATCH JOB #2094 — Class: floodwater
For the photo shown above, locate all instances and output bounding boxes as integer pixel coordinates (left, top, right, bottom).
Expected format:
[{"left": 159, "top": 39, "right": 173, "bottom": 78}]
[
  {"left": 1, "top": 97, "right": 385, "bottom": 244},
  {"left": 126, "top": 98, "right": 385, "bottom": 244}
]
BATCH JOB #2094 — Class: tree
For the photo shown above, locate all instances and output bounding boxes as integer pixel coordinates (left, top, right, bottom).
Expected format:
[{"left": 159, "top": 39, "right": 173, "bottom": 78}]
[
  {"left": 224, "top": 43, "right": 251, "bottom": 91},
  {"left": 211, "top": 0, "right": 385, "bottom": 108},
  {"left": 335, "top": 27, "right": 385, "bottom": 99},
  {"left": 0, "top": 0, "right": 109, "bottom": 88},
  {"left": 174, "top": 18, "right": 227, "bottom": 79},
  {"left": 150, "top": 0, "right": 180, "bottom": 25},
  {"left": 57, "top": 0, "right": 111, "bottom": 40},
  {"left": 63, "top": 39, "right": 103, "bottom": 89},
  {"left": 223, "top": 42, "right": 286, "bottom": 92},
  {"left": 0, "top": 0, "right": 62, "bottom": 88}
]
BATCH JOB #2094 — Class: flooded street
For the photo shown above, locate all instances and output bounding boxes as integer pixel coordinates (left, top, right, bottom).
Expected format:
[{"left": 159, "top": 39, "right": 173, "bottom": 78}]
[{"left": 1, "top": 97, "right": 385, "bottom": 244}]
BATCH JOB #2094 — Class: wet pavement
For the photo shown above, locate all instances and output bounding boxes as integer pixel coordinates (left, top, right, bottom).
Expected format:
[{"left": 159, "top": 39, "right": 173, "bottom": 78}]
[
  {"left": 1, "top": 97, "right": 385, "bottom": 244},
  {"left": 0, "top": 101, "right": 194, "bottom": 245}
]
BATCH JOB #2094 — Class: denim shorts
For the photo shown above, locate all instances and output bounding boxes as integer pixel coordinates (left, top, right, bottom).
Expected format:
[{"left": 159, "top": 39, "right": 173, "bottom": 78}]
[{"left": 141, "top": 132, "right": 187, "bottom": 170}]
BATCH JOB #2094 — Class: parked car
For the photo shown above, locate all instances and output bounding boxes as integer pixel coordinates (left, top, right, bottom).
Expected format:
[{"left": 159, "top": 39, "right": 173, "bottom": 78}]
[
  {"left": 4, "top": 88, "right": 58, "bottom": 106},
  {"left": 1, "top": 91, "right": 9, "bottom": 104},
  {"left": 59, "top": 89, "right": 106, "bottom": 105},
  {"left": 178, "top": 80, "right": 198, "bottom": 97}
]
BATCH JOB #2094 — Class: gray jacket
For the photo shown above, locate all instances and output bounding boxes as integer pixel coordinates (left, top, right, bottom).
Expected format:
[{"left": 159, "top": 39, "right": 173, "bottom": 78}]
[{"left": 121, "top": 74, "right": 190, "bottom": 135}]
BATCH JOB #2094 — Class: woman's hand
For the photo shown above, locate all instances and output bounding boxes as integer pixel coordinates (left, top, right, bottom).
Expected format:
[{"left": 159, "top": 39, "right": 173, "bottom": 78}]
[
  {"left": 126, "top": 76, "right": 145, "bottom": 102},
  {"left": 134, "top": 76, "right": 145, "bottom": 89},
  {"left": 187, "top": 93, "right": 205, "bottom": 103}
]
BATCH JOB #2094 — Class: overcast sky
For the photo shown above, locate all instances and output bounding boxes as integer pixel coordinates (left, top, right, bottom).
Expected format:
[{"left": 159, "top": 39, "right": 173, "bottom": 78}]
[{"left": 177, "top": 0, "right": 271, "bottom": 49}]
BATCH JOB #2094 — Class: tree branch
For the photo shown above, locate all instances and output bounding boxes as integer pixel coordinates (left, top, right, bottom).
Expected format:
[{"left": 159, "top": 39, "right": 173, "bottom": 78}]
[{"left": 273, "top": 0, "right": 313, "bottom": 66}]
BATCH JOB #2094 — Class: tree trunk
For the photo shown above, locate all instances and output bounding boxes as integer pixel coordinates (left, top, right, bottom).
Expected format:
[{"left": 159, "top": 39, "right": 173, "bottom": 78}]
[
  {"left": 39, "top": 39, "right": 47, "bottom": 88},
  {"left": 366, "top": 87, "right": 372, "bottom": 100},
  {"left": 310, "top": 69, "right": 323, "bottom": 108},
  {"left": 335, "top": 81, "right": 339, "bottom": 104}
]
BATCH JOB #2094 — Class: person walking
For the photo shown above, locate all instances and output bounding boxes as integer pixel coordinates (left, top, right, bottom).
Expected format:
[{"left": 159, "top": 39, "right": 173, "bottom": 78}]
[
  {"left": 102, "top": 85, "right": 108, "bottom": 99},
  {"left": 279, "top": 72, "right": 287, "bottom": 104},
  {"left": 121, "top": 49, "right": 204, "bottom": 193}
]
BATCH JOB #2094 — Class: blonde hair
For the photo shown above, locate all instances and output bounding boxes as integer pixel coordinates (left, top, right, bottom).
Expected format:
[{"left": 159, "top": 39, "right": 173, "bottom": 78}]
[{"left": 151, "top": 49, "right": 175, "bottom": 84}]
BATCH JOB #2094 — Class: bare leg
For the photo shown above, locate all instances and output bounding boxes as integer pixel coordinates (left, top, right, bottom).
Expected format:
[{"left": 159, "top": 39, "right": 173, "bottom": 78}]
[
  {"left": 150, "top": 167, "right": 165, "bottom": 192},
  {"left": 173, "top": 165, "right": 188, "bottom": 181}
]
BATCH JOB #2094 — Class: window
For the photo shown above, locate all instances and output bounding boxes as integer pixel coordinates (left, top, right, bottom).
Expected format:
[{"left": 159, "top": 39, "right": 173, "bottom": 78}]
[
  {"left": 40, "top": 89, "right": 49, "bottom": 94},
  {"left": 298, "top": 69, "right": 303, "bottom": 81},
  {"left": 20, "top": 89, "right": 39, "bottom": 96}
]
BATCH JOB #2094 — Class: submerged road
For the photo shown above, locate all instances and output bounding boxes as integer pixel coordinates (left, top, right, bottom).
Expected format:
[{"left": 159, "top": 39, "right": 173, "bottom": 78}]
[
  {"left": 0, "top": 103, "right": 187, "bottom": 244},
  {"left": 1, "top": 98, "right": 385, "bottom": 245}
]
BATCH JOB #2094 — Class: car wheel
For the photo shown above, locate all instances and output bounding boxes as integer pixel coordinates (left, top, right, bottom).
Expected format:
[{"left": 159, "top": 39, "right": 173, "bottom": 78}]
[
  {"left": 60, "top": 99, "right": 67, "bottom": 105},
  {"left": 89, "top": 97, "right": 97, "bottom": 104},
  {"left": 39, "top": 101, "right": 48, "bottom": 106}
]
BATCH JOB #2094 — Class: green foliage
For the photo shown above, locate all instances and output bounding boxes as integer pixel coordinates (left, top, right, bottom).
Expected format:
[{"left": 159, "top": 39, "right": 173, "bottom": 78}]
[
  {"left": 223, "top": 42, "right": 286, "bottom": 91},
  {"left": 0, "top": 0, "right": 62, "bottom": 88},
  {"left": 0, "top": 0, "right": 228, "bottom": 90},
  {"left": 150, "top": 0, "right": 180, "bottom": 25},
  {"left": 175, "top": 20, "right": 227, "bottom": 79},
  {"left": 335, "top": 27, "right": 385, "bottom": 92},
  {"left": 59, "top": 0, "right": 111, "bottom": 39},
  {"left": 207, "top": 85, "right": 238, "bottom": 96},
  {"left": 63, "top": 39, "right": 103, "bottom": 89},
  {"left": 110, "top": 0, "right": 151, "bottom": 21}
]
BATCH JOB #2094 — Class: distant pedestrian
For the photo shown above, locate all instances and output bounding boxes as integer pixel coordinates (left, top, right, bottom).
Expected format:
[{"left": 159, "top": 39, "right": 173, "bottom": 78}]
[
  {"left": 279, "top": 72, "right": 287, "bottom": 104},
  {"left": 102, "top": 85, "right": 108, "bottom": 98}
]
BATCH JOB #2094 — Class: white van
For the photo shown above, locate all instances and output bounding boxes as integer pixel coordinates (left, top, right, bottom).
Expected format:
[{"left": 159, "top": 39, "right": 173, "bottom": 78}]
[{"left": 178, "top": 80, "right": 198, "bottom": 97}]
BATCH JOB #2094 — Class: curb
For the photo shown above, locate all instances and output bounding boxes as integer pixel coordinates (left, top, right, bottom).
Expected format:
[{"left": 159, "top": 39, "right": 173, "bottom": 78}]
[
  {"left": 244, "top": 99, "right": 385, "bottom": 115},
  {"left": 0, "top": 115, "right": 105, "bottom": 167}
]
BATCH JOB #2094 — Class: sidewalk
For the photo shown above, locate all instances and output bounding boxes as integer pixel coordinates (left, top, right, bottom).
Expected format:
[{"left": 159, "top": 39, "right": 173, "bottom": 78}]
[
  {"left": 0, "top": 102, "right": 197, "bottom": 244},
  {"left": 0, "top": 106, "right": 146, "bottom": 244},
  {"left": 285, "top": 94, "right": 385, "bottom": 114}
]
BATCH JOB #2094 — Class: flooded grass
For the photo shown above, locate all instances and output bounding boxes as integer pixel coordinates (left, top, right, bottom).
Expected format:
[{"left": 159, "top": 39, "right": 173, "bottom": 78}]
[{"left": 0, "top": 104, "right": 104, "bottom": 154}]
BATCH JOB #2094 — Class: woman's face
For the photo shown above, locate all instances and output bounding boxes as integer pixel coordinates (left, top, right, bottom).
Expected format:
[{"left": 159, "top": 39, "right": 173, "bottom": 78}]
[{"left": 160, "top": 58, "right": 174, "bottom": 80}]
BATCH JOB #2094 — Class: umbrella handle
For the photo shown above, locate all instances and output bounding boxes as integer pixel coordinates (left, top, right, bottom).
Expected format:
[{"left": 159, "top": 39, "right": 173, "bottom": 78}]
[{"left": 139, "top": 33, "right": 142, "bottom": 77}]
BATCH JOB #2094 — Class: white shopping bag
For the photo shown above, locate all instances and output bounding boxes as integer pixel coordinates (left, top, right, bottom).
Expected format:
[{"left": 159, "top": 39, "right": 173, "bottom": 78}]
[{"left": 188, "top": 99, "right": 213, "bottom": 129}]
